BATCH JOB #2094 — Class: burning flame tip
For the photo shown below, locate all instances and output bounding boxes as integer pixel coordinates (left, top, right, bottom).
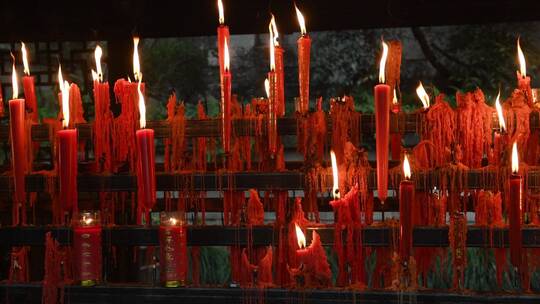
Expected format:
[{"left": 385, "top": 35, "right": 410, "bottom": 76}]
[
  {"left": 11, "top": 59, "right": 18, "bottom": 99},
  {"left": 264, "top": 78, "right": 270, "bottom": 99},
  {"left": 517, "top": 38, "right": 527, "bottom": 77},
  {"left": 295, "top": 224, "right": 306, "bottom": 249},
  {"left": 330, "top": 150, "right": 340, "bottom": 199},
  {"left": 403, "top": 154, "right": 411, "bottom": 179},
  {"left": 378, "top": 40, "right": 388, "bottom": 83},
  {"left": 495, "top": 91, "right": 506, "bottom": 131},
  {"left": 392, "top": 88, "right": 398, "bottom": 104},
  {"left": 138, "top": 78, "right": 146, "bottom": 129},
  {"left": 295, "top": 5, "right": 307, "bottom": 35},
  {"left": 416, "top": 82, "right": 430, "bottom": 109},
  {"left": 94, "top": 45, "right": 103, "bottom": 82},
  {"left": 511, "top": 142, "right": 519, "bottom": 173},
  {"left": 21, "top": 41, "right": 30, "bottom": 75},
  {"left": 218, "top": 0, "right": 225, "bottom": 24},
  {"left": 133, "top": 37, "right": 141, "bottom": 81}
]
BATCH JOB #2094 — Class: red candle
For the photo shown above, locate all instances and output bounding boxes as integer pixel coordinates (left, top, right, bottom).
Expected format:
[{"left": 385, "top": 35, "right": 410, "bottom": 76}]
[
  {"left": 57, "top": 69, "right": 78, "bottom": 217},
  {"left": 516, "top": 38, "right": 533, "bottom": 106},
  {"left": 217, "top": 0, "right": 229, "bottom": 84},
  {"left": 268, "top": 34, "right": 278, "bottom": 156},
  {"left": 220, "top": 39, "right": 232, "bottom": 154},
  {"left": 73, "top": 212, "right": 102, "bottom": 286},
  {"left": 399, "top": 154, "right": 414, "bottom": 263},
  {"left": 9, "top": 62, "right": 27, "bottom": 225},
  {"left": 269, "top": 15, "right": 285, "bottom": 117},
  {"left": 136, "top": 81, "right": 156, "bottom": 223},
  {"left": 295, "top": 226, "right": 332, "bottom": 281},
  {"left": 374, "top": 41, "right": 390, "bottom": 204},
  {"left": 296, "top": 6, "right": 311, "bottom": 114},
  {"left": 21, "top": 43, "right": 38, "bottom": 123},
  {"left": 159, "top": 215, "right": 187, "bottom": 287},
  {"left": 509, "top": 142, "right": 523, "bottom": 272},
  {"left": 92, "top": 45, "right": 113, "bottom": 172}
]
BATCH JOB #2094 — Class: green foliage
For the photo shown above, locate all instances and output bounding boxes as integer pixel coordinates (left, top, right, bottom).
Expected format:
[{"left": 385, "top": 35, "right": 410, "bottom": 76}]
[{"left": 197, "top": 246, "right": 231, "bottom": 285}]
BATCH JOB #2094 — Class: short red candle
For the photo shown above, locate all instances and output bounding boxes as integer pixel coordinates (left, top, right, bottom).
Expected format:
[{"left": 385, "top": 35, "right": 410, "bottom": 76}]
[
  {"left": 136, "top": 128, "right": 156, "bottom": 211},
  {"left": 221, "top": 69, "right": 232, "bottom": 154},
  {"left": 159, "top": 220, "right": 187, "bottom": 287},
  {"left": 509, "top": 173, "right": 523, "bottom": 270},
  {"left": 58, "top": 128, "right": 78, "bottom": 213},
  {"left": 73, "top": 221, "right": 102, "bottom": 285},
  {"left": 297, "top": 35, "right": 311, "bottom": 114},
  {"left": 374, "top": 84, "right": 390, "bottom": 203},
  {"left": 399, "top": 179, "right": 414, "bottom": 263},
  {"left": 9, "top": 98, "right": 27, "bottom": 223}
]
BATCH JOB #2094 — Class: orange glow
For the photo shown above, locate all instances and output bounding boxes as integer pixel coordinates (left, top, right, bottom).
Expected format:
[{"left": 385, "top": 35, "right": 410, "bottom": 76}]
[
  {"left": 94, "top": 45, "right": 103, "bottom": 82},
  {"left": 224, "top": 39, "right": 230, "bottom": 71},
  {"left": 511, "top": 142, "right": 519, "bottom": 174},
  {"left": 330, "top": 150, "right": 340, "bottom": 199},
  {"left": 392, "top": 88, "right": 398, "bottom": 105},
  {"left": 517, "top": 38, "right": 526, "bottom": 77},
  {"left": 269, "top": 15, "right": 279, "bottom": 47},
  {"left": 416, "top": 82, "right": 430, "bottom": 109},
  {"left": 21, "top": 42, "right": 30, "bottom": 75},
  {"left": 264, "top": 78, "right": 270, "bottom": 99},
  {"left": 295, "top": 223, "right": 306, "bottom": 249},
  {"left": 403, "top": 154, "right": 411, "bottom": 179},
  {"left": 217, "top": 0, "right": 225, "bottom": 24},
  {"left": 82, "top": 216, "right": 93, "bottom": 225},
  {"left": 133, "top": 37, "right": 141, "bottom": 81},
  {"left": 379, "top": 40, "right": 388, "bottom": 83},
  {"left": 495, "top": 91, "right": 506, "bottom": 131},
  {"left": 295, "top": 5, "right": 307, "bottom": 36},
  {"left": 170, "top": 218, "right": 178, "bottom": 225},
  {"left": 11, "top": 54, "right": 18, "bottom": 99},
  {"left": 138, "top": 79, "right": 146, "bottom": 129}
]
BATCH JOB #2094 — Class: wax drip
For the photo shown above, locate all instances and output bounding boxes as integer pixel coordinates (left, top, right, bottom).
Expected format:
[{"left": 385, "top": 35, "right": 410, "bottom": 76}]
[
  {"left": 422, "top": 94, "right": 455, "bottom": 166},
  {"left": 8, "top": 246, "right": 29, "bottom": 283},
  {"left": 449, "top": 212, "right": 467, "bottom": 291},
  {"left": 42, "top": 232, "right": 72, "bottom": 304}
]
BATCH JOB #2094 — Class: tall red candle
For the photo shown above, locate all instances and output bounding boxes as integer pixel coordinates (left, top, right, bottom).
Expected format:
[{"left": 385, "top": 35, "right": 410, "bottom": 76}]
[
  {"left": 269, "top": 15, "right": 285, "bottom": 117},
  {"left": 296, "top": 6, "right": 311, "bottom": 114},
  {"left": 58, "top": 75, "right": 78, "bottom": 217},
  {"left": 509, "top": 142, "right": 523, "bottom": 272},
  {"left": 135, "top": 80, "right": 156, "bottom": 224},
  {"left": 21, "top": 43, "right": 38, "bottom": 123},
  {"left": 220, "top": 39, "right": 232, "bottom": 154},
  {"left": 374, "top": 41, "right": 390, "bottom": 204},
  {"left": 9, "top": 62, "right": 27, "bottom": 225},
  {"left": 217, "top": 0, "right": 229, "bottom": 84},
  {"left": 159, "top": 214, "right": 187, "bottom": 287},
  {"left": 73, "top": 212, "right": 102, "bottom": 286},
  {"left": 399, "top": 155, "right": 414, "bottom": 263},
  {"left": 268, "top": 33, "right": 278, "bottom": 156}
]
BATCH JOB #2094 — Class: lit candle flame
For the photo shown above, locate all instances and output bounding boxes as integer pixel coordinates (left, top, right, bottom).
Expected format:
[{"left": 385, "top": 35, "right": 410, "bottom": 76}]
[
  {"left": 379, "top": 40, "right": 388, "bottom": 83},
  {"left": 82, "top": 216, "right": 93, "bottom": 225},
  {"left": 495, "top": 91, "right": 506, "bottom": 131},
  {"left": 403, "top": 154, "right": 411, "bottom": 179},
  {"left": 94, "top": 45, "right": 103, "bottom": 82},
  {"left": 133, "top": 37, "right": 141, "bottom": 81},
  {"left": 330, "top": 150, "right": 340, "bottom": 199},
  {"left": 138, "top": 78, "right": 146, "bottom": 129},
  {"left": 217, "top": 0, "right": 225, "bottom": 25},
  {"left": 295, "top": 223, "right": 306, "bottom": 249},
  {"left": 511, "top": 142, "right": 519, "bottom": 174},
  {"left": 295, "top": 5, "right": 307, "bottom": 36},
  {"left": 269, "top": 14, "right": 279, "bottom": 47},
  {"left": 517, "top": 38, "right": 526, "bottom": 78},
  {"left": 224, "top": 39, "right": 230, "bottom": 71},
  {"left": 11, "top": 54, "right": 18, "bottom": 99},
  {"left": 416, "top": 82, "right": 430, "bottom": 109},
  {"left": 269, "top": 32, "right": 275, "bottom": 71},
  {"left": 21, "top": 42, "right": 30, "bottom": 76},
  {"left": 264, "top": 78, "right": 270, "bottom": 99},
  {"left": 170, "top": 217, "right": 178, "bottom": 225},
  {"left": 59, "top": 65, "right": 70, "bottom": 128},
  {"left": 392, "top": 88, "right": 398, "bottom": 105}
]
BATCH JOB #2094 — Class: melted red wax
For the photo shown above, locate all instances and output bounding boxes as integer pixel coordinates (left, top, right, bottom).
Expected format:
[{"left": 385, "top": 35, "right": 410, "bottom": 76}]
[
  {"left": 504, "top": 89, "right": 532, "bottom": 161},
  {"left": 8, "top": 247, "right": 29, "bottom": 283},
  {"left": 42, "top": 232, "right": 72, "bottom": 304},
  {"left": 298, "top": 97, "right": 326, "bottom": 162},
  {"left": 449, "top": 213, "right": 467, "bottom": 290}
]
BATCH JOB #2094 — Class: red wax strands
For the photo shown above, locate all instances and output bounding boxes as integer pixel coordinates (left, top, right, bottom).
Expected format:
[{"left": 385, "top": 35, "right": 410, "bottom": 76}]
[
  {"left": 73, "top": 213, "right": 102, "bottom": 286},
  {"left": 20, "top": 43, "right": 38, "bottom": 123},
  {"left": 374, "top": 41, "right": 390, "bottom": 203},
  {"left": 509, "top": 142, "right": 523, "bottom": 272},
  {"left": 220, "top": 39, "right": 232, "bottom": 153},
  {"left": 295, "top": 6, "right": 311, "bottom": 114},
  {"left": 217, "top": 0, "right": 229, "bottom": 84},
  {"left": 269, "top": 15, "right": 285, "bottom": 117},
  {"left": 135, "top": 79, "right": 156, "bottom": 224},
  {"left": 57, "top": 66, "right": 78, "bottom": 219},
  {"left": 8, "top": 58, "right": 27, "bottom": 225},
  {"left": 399, "top": 154, "right": 414, "bottom": 264},
  {"left": 294, "top": 224, "right": 332, "bottom": 284},
  {"left": 92, "top": 45, "right": 113, "bottom": 172}
]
